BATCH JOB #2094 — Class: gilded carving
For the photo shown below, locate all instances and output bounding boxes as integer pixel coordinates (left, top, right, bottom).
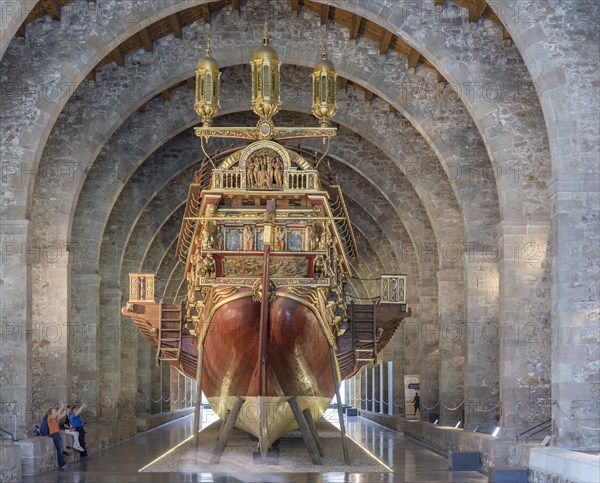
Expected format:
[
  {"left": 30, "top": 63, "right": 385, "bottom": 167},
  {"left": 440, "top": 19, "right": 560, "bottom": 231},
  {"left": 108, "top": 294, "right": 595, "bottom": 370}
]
[{"left": 221, "top": 256, "right": 308, "bottom": 277}]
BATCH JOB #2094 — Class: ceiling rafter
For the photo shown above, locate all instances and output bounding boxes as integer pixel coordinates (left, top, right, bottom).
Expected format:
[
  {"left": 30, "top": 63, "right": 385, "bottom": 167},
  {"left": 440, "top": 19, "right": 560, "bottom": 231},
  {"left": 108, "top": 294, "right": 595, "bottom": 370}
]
[
  {"left": 113, "top": 46, "right": 125, "bottom": 67},
  {"left": 407, "top": 48, "right": 421, "bottom": 69},
  {"left": 170, "top": 13, "right": 182, "bottom": 38},
  {"left": 469, "top": 0, "right": 488, "bottom": 23},
  {"left": 201, "top": 5, "right": 211, "bottom": 24},
  {"left": 320, "top": 5, "right": 330, "bottom": 26},
  {"left": 139, "top": 28, "right": 153, "bottom": 53},
  {"left": 349, "top": 14, "right": 361, "bottom": 40},
  {"left": 379, "top": 30, "right": 393, "bottom": 55},
  {"left": 41, "top": 0, "right": 61, "bottom": 20}
]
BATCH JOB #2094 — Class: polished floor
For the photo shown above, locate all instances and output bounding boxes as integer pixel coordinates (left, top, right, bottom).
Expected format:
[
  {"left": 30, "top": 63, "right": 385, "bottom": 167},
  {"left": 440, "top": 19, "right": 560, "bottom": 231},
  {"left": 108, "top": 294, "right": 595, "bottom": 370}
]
[{"left": 26, "top": 414, "right": 488, "bottom": 482}]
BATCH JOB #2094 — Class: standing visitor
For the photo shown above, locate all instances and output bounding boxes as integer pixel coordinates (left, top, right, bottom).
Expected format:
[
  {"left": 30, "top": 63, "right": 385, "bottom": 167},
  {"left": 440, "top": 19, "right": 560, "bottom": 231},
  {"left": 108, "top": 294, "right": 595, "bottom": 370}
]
[
  {"left": 47, "top": 405, "right": 69, "bottom": 469},
  {"left": 412, "top": 392, "right": 420, "bottom": 416}
]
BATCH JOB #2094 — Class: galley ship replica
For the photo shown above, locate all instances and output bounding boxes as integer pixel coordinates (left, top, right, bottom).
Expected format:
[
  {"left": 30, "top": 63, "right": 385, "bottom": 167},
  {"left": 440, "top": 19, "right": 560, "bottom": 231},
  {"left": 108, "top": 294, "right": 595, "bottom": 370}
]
[{"left": 123, "top": 28, "right": 410, "bottom": 464}]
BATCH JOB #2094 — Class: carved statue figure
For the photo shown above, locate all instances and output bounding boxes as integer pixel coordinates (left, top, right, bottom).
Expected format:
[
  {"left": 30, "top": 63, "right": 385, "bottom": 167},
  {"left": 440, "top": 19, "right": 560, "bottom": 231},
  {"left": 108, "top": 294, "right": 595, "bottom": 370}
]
[
  {"left": 266, "top": 155, "right": 274, "bottom": 187},
  {"left": 246, "top": 158, "right": 255, "bottom": 187},
  {"left": 253, "top": 156, "right": 261, "bottom": 187},
  {"left": 243, "top": 225, "right": 255, "bottom": 251},
  {"left": 202, "top": 253, "right": 216, "bottom": 278},
  {"left": 274, "top": 158, "right": 284, "bottom": 188},
  {"left": 314, "top": 256, "right": 327, "bottom": 279},
  {"left": 214, "top": 226, "right": 224, "bottom": 250},
  {"left": 274, "top": 225, "right": 286, "bottom": 251},
  {"left": 202, "top": 204, "right": 218, "bottom": 249}
]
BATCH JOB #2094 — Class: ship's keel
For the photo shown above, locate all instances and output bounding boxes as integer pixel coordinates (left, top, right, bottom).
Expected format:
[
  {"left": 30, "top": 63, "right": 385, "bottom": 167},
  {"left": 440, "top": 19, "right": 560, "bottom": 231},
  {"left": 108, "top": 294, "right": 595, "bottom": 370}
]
[{"left": 207, "top": 395, "right": 330, "bottom": 461}]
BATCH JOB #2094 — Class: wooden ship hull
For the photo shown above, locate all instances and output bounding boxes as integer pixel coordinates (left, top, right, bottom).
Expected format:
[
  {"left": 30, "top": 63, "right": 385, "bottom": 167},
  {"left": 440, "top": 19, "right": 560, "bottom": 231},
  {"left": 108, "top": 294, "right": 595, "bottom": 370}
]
[{"left": 125, "top": 286, "right": 409, "bottom": 449}]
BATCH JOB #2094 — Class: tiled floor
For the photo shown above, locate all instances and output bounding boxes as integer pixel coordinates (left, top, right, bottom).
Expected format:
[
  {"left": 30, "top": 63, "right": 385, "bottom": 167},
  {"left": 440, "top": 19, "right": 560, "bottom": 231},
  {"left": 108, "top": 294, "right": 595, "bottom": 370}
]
[{"left": 26, "top": 414, "right": 488, "bottom": 482}]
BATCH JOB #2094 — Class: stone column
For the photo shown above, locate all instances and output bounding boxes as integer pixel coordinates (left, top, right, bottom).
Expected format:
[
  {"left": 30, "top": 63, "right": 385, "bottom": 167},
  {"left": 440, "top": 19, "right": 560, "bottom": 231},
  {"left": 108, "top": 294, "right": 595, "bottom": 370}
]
[
  {"left": 151, "top": 354, "right": 161, "bottom": 414},
  {"left": 119, "top": 305, "right": 138, "bottom": 419},
  {"left": 438, "top": 269, "right": 465, "bottom": 425},
  {"left": 464, "top": 253, "right": 500, "bottom": 425},
  {"left": 0, "top": 220, "right": 32, "bottom": 439},
  {"left": 170, "top": 366, "right": 180, "bottom": 410},
  {"left": 371, "top": 365, "right": 381, "bottom": 413},
  {"left": 392, "top": 330, "right": 405, "bottom": 417},
  {"left": 98, "top": 287, "right": 121, "bottom": 420},
  {"left": 419, "top": 282, "right": 439, "bottom": 422},
  {"left": 70, "top": 273, "right": 100, "bottom": 421},
  {"left": 364, "top": 367, "right": 370, "bottom": 412},
  {"left": 380, "top": 363, "right": 386, "bottom": 415},
  {"left": 497, "top": 221, "right": 551, "bottom": 438},
  {"left": 31, "top": 255, "right": 70, "bottom": 421},
  {"left": 551, "top": 176, "right": 600, "bottom": 449},
  {"left": 161, "top": 362, "right": 170, "bottom": 412},
  {"left": 137, "top": 333, "right": 151, "bottom": 415}
]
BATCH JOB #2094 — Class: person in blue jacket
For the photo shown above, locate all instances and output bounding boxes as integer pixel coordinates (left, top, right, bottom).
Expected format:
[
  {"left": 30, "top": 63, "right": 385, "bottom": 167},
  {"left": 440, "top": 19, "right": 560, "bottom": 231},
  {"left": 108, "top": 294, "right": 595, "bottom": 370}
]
[{"left": 67, "top": 403, "right": 89, "bottom": 460}]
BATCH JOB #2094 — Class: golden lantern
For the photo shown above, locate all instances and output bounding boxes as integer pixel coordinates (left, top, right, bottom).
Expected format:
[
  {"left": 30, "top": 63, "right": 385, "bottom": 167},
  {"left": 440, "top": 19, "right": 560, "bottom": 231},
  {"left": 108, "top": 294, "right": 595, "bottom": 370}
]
[
  {"left": 195, "top": 38, "right": 221, "bottom": 126},
  {"left": 311, "top": 46, "right": 337, "bottom": 127},
  {"left": 251, "top": 23, "right": 281, "bottom": 121}
]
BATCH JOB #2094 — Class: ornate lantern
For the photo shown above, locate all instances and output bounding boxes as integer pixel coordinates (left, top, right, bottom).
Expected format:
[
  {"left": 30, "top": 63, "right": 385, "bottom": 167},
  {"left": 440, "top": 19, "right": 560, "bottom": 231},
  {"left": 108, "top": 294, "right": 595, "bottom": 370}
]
[
  {"left": 251, "top": 23, "right": 281, "bottom": 121},
  {"left": 195, "top": 38, "right": 221, "bottom": 126},
  {"left": 311, "top": 46, "right": 337, "bottom": 127}
]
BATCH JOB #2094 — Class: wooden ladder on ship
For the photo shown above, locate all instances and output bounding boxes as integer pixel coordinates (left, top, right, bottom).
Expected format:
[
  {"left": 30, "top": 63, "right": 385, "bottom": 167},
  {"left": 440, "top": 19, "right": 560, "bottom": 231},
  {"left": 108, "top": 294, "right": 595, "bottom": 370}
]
[
  {"left": 350, "top": 303, "right": 377, "bottom": 364},
  {"left": 156, "top": 303, "right": 183, "bottom": 364}
]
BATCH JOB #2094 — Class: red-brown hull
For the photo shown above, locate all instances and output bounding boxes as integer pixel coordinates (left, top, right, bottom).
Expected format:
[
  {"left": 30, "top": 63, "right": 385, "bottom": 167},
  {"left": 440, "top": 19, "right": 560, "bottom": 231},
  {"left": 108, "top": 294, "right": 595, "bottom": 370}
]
[{"left": 201, "top": 288, "right": 335, "bottom": 402}]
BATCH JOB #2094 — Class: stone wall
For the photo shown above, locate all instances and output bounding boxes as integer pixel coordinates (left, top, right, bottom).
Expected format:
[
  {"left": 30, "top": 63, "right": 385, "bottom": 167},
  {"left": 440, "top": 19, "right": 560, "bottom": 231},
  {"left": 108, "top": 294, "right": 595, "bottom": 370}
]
[{"left": 0, "top": 444, "right": 22, "bottom": 483}]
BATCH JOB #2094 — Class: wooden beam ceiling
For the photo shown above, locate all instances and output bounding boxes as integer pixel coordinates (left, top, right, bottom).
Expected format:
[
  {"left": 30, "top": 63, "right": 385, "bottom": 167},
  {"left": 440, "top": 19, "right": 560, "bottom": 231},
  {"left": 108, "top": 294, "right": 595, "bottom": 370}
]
[
  {"left": 349, "top": 14, "right": 361, "bottom": 40},
  {"left": 170, "top": 14, "right": 182, "bottom": 38},
  {"left": 201, "top": 5, "right": 211, "bottom": 24},
  {"left": 84, "top": 0, "right": 510, "bottom": 88},
  {"left": 469, "top": 0, "right": 488, "bottom": 23},
  {"left": 41, "top": 0, "right": 61, "bottom": 20},
  {"left": 113, "top": 46, "right": 124, "bottom": 67},
  {"left": 320, "top": 5, "right": 330, "bottom": 26},
  {"left": 407, "top": 48, "right": 421, "bottom": 69},
  {"left": 139, "top": 28, "right": 153, "bottom": 53},
  {"left": 379, "top": 30, "right": 393, "bottom": 55}
]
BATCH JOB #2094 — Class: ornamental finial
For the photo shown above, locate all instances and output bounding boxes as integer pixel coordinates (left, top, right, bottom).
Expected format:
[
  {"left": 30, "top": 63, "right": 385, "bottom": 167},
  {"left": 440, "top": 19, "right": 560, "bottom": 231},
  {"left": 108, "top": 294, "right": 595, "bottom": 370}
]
[
  {"left": 206, "top": 37, "right": 211, "bottom": 57},
  {"left": 263, "top": 21, "right": 269, "bottom": 45},
  {"left": 322, "top": 43, "right": 328, "bottom": 60}
]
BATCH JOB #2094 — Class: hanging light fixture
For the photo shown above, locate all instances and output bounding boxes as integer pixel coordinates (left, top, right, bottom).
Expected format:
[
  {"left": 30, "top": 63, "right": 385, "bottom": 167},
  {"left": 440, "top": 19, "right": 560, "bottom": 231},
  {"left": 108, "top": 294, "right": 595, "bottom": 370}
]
[
  {"left": 311, "top": 45, "right": 337, "bottom": 127},
  {"left": 194, "top": 24, "right": 338, "bottom": 143},
  {"left": 195, "top": 38, "right": 221, "bottom": 127},
  {"left": 251, "top": 22, "right": 281, "bottom": 121}
]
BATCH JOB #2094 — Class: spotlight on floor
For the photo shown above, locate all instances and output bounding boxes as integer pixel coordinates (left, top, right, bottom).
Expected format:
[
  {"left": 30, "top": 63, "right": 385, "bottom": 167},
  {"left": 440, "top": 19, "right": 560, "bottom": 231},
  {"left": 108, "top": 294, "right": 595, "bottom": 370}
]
[
  {"left": 455, "top": 421, "right": 462, "bottom": 428},
  {"left": 492, "top": 426, "right": 501, "bottom": 437}
]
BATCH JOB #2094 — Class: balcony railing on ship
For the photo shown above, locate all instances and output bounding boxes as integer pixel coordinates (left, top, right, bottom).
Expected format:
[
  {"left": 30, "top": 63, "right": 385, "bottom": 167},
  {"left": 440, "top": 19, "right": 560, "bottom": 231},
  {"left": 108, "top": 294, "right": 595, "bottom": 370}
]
[{"left": 211, "top": 169, "right": 319, "bottom": 191}]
